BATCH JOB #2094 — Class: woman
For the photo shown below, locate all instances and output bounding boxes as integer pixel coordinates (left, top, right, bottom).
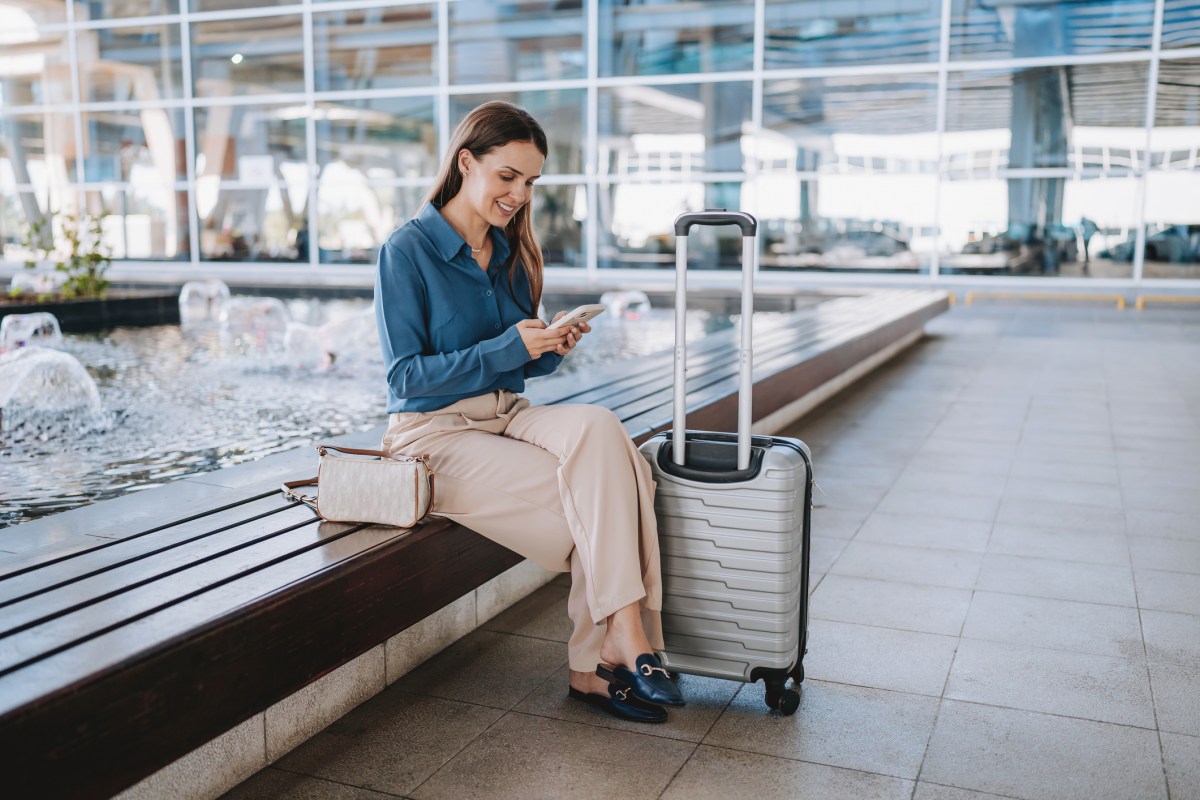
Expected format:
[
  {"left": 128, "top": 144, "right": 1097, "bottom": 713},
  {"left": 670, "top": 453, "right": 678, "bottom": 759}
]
[{"left": 375, "top": 101, "right": 683, "bottom": 722}]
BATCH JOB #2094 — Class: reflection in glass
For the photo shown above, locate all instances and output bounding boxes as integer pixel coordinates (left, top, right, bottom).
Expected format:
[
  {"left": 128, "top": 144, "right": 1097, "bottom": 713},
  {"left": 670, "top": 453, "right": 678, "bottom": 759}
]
[
  {"left": 949, "top": 0, "right": 1153, "bottom": 61},
  {"left": 750, "top": 174, "right": 935, "bottom": 273},
  {"left": 194, "top": 105, "right": 306, "bottom": 180},
  {"left": 599, "top": 0, "right": 751, "bottom": 76},
  {"left": 1, "top": 190, "right": 71, "bottom": 264},
  {"left": 77, "top": 24, "right": 183, "bottom": 104},
  {"left": 83, "top": 0, "right": 180, "bottom": 17},
  {"left": 0, "top": 113, "right": 78, "bottom": 188},
  {"left": 765, "top": 0, "right": 940, "bottom": 68},
  {"left": 318, "top": 184, "right": 423, "bottom": 264},
  {"left": 451, "top": 90, "right": 586, "bottom": 175},
  {"left": 1151, "top": 58, "right": 1200, "bottom": 169},
  {"left": 450, "top": 1, "right": 584, "bottom": 83},
  {"left": 191, "top": 0, "right": 290, "bottom": 11},
  {"left": 945, "top": 63, "right": 1149, "bottom": 174},
  {"left": 1143, "top": 172, "right": 1200, "bottom": 278},
  {"left": 85, "top": 186, "right": 189, "bottom": 260},
  {"left": 535, "top": 184, "right": 584, "bottom": 268},
  {"left": 599, "top": 83, "right": 750, "bottom": 176},
  {"left": 1164, "top": 1, "right": 1200, "bottom": 49},
  {"left": 3, "top": 2, "right": 65, "bottom": 28},
  {"left": 83, "top": 108, "right": 185, "bottom": 184},
  {"left": 316, "top": 98, "right": 437, "bottom": 180},
  {"left": 199, "top": 188, "right": 306, "bottom": 262},
  {"left": 762, "top": 74, "right": 938, "bottom": 173},
  {"left": 195, "top": 105, "right": 306, "bottom": 262},
  {"left": 313, "top": 5, "right": 437, "bottom": 92},
  {"left": 0, "top": 29, "right": 72, "bottom": 107},
  {"left": 599, "top": 181, "right": 744, "bottom": 270},
  {"left": 192, "top": 16, "right": 305, "bottom": 98},
  {"left": 939, "top": 174, "right": 1138, "bottom": 278}
]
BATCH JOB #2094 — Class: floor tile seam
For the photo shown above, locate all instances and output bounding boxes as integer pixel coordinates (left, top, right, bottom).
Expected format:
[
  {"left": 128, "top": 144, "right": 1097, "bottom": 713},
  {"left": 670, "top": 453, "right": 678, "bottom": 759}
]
[
  {"left": 475, "top": 627, "right": 569, "bottom": 646},
  {"left": 987, "top": 516, "right": 1132, "bottom": 539},
  {"left": 912, "top": 694, "right": 949, "bottom": 798},
  {"left": 915, "top": 778, "right": 1029, "bottom": 800},
  {"left": 966, "top": 585, "right": 1141, "bottom": 610},
  {"left": 940, "top": 696, "right": 1162, "bottom": 733},
  {"left": 682, "top": 742, "right": 924, "bottom": 796},
  {"left": 808, "top": 612, "right": 963, "bottom": 639},
  {"left": 391, "top": 655, "right": 570, "bottom": 712},
  {"left": 811, "top": 616, "right": 961, "bottom": 643},
  {"left": 802, "top": 674, "right": 947, "bottom": 701},
  {"left": 404, "top": 704, "right": 517, "bottom": 799},
  {"left": 266, "top": 764, "right": 407, "bottom": 798},
  {"left": 691, "top": 737, "right": 920, "bottom": 783},
  {"left": 813, "top": 571, "right": 978, "bottom": 594},
  {"left": 508, "top": 703, "right": 700, "bottom": 744},
  {"left": 983, "top": 549, "right": 1131, "bottom": 569},
  {"left": 1143, "top": 664, "right": 1175, "bottom": 800},
  {"left": 956, "top": 631, "right": 1149, "bottom": 663},
  {"left": 825, "top": 567, "right": 978, "bottom": 591},
  {"left": 653, "top": 740, "right": 702, "bottom": 800},
  {"left": 1130, "top": 563, "right": 1200, "bottom": 578}
]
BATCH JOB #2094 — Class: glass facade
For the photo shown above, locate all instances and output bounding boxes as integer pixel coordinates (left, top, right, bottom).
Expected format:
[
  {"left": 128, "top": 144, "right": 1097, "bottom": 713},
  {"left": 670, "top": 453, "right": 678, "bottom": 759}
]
[{"left": 1, "top": 0, "right": 1198, "bottom": 282}]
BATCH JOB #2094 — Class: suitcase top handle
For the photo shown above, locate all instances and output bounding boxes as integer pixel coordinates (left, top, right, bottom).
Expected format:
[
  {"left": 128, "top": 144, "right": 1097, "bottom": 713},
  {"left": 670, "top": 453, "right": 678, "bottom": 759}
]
[{"left": 674, "top": 209, "right": 757, "bottom": 237}]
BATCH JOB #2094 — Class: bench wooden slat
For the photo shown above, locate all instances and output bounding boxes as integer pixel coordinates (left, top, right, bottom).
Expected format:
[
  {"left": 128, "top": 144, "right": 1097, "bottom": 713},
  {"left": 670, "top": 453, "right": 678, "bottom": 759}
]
[
  {"left": 0, "top": 512, "right": 339, "bottom": 675},
  {"left": 619, "top": 295, "right": 945, "bottom": 438},
  {"left": 0, "top": 496, "right": 295, "bottom": 606},
  {"left": 0, "top": 489, "right": 282, "bottom": 579},
  {"left": 0, "top": 519, "right": 520, "bottom": 800},
  {"left": 612, "top": 310, "right": 907, "bottom": 435},
  {"left": 0, "top": 505, "right": 318, "bottom": 641},
  {"left": 552, "top": 303, "right": 888, "bottom": 420}
]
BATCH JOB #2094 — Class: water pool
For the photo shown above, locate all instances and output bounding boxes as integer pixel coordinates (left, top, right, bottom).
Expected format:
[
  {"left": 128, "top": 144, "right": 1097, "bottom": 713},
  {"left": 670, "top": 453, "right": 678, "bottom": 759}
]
[{"left": 0, "top": 294, "right": 787, "bottom": 528}]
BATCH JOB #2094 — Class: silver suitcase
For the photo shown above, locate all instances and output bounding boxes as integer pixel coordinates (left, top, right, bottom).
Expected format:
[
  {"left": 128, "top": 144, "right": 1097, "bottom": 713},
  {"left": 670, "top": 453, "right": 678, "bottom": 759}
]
[{"left": 638, "top": 210, "right": 813, "bottom": 715}]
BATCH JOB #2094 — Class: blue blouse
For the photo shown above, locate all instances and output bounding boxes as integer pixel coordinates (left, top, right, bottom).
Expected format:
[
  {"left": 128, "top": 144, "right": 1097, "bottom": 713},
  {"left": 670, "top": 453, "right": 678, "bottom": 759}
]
[{"left": 374, "top": 203, "right": 562, "bottom": 413}]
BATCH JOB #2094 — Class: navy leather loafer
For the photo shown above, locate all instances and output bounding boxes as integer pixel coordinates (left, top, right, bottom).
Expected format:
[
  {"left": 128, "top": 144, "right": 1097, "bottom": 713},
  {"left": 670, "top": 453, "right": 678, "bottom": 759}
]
[
  {"left": 597, "top": 654, "right": 685, "bottom": 707},
  {"left": 568, "top": 684, "right": 668, "bottom": 724}
]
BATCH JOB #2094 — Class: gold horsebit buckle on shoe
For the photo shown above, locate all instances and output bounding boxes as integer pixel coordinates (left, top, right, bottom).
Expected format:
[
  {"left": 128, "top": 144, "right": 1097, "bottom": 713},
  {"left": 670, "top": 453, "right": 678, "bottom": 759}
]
[
  {"left": 640, "top": 663, "right": 670, "bottom": 678},
  {"left": 614, "top": 688, "right": 629, "bottom": 701}
]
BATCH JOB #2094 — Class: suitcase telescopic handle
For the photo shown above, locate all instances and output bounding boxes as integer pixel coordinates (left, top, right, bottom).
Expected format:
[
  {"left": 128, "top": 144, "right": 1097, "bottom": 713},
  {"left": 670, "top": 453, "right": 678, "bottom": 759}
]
[{"left": 673, "top": 209, "right": 758, "bottom": 471}]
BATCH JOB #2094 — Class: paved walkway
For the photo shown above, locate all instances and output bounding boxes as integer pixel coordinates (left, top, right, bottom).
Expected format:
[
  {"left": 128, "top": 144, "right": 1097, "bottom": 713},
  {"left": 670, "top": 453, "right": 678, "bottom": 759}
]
[{"left": 220, "top": 303, "right": 1200, "bottom": 800}]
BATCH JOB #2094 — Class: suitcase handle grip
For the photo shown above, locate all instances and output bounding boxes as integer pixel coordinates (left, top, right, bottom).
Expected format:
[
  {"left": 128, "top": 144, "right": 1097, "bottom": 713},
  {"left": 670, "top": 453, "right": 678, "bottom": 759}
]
[{"left": 674, "top": 209, "right": 757, "bottom": 236}]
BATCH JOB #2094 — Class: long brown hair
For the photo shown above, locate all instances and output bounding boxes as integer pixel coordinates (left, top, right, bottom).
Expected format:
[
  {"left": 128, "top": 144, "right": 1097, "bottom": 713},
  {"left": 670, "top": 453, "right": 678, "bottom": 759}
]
[{"left": 424, "top": 101, "right": 548, "bottom": 317}]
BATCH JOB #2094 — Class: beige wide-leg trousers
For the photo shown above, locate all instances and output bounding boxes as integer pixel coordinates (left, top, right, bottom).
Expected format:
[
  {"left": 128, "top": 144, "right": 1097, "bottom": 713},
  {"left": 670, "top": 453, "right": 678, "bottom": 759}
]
[{"left": 382, "top": 389, "right": 664, "bottom": 672}]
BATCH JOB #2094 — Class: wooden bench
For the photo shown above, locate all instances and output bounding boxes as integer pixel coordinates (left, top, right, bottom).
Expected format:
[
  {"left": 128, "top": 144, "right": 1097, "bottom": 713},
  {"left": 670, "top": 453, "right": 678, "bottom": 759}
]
[{"left": 0, "top": 289, "right": 947, "bottom": 799}]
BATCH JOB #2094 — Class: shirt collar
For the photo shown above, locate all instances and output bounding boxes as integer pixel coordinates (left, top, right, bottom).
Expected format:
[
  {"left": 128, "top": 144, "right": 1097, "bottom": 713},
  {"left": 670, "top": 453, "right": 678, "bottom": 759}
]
[{"left": 418, "top": 202, "right": 510, "bottom": 265}]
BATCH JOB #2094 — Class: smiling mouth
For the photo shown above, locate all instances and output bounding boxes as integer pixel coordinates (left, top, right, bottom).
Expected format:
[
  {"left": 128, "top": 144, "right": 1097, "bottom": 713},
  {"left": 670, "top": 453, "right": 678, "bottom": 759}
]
[{"left": 497, "top": 201, "right": 516, "bottom": 214}]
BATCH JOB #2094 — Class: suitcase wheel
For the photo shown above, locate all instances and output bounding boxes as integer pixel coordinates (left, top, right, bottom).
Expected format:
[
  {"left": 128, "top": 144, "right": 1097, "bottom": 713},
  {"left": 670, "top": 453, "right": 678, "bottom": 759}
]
[{"left": 764, "top": 682, "right": 800, "bottom": 716}]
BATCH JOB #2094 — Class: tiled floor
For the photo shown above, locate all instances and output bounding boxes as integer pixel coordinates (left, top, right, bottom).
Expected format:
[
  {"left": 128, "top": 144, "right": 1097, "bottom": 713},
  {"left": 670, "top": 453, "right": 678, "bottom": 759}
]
[{"left": 221, "top": 304, "right": 1200, "bottom": 800}]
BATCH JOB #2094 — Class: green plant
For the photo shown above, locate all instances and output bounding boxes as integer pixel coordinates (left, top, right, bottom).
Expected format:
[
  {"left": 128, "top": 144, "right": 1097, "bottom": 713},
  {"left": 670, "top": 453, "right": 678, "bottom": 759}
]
[
  {"left": 20, "top": 213, "right": 112, "bottom": 300},
  {"left": 7, "top": 286, "right": 26, "bottom": 300}
]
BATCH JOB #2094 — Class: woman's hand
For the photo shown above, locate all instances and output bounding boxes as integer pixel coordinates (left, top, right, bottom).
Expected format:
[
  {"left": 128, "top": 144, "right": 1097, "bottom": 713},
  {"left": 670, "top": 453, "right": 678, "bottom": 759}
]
[
  {"left": 548, "top": 312, "right": 592, "bottom": 356},
  {"left": 516, "top": 318, "right": 569, "bottom": 358}
]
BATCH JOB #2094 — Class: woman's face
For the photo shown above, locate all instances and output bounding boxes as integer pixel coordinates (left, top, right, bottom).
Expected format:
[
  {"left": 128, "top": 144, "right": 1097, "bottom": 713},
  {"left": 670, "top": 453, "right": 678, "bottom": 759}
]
[{"left": 458, "top": 140, "right": 545, "bottom": 228}]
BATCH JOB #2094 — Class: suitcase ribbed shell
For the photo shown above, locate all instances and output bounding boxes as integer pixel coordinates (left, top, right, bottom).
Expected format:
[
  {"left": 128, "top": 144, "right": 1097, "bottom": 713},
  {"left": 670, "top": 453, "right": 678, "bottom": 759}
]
[{"left": 639, "top": 434, "right": 811, "bottom": 682}]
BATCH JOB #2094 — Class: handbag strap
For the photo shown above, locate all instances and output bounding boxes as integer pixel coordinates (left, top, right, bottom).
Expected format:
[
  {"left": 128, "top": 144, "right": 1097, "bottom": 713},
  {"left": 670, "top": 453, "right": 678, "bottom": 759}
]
[
  {"left": 281, "top": 477, "right": 318, "bottom": 511},
  {"left": 317, "top": 444, "right": 393, "bottom": 459}
]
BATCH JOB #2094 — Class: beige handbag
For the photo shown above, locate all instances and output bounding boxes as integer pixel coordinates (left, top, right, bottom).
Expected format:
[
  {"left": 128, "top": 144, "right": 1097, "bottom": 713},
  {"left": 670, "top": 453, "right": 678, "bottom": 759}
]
[{"left": 282, "top": 444, "right": 435, "bottom": 528}]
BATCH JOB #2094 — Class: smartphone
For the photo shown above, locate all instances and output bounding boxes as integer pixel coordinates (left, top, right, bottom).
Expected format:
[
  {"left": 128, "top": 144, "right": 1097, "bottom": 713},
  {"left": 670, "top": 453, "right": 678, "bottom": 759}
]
[{"left": 547, "top": 303, "right": 605, "bottom": 330}]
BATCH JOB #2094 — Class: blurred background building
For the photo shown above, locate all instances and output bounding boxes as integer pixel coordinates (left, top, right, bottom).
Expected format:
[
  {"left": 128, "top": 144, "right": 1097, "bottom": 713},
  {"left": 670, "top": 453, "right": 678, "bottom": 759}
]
[{"left": 1, "top": 0, "right": 1198, "bottom": 286}]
